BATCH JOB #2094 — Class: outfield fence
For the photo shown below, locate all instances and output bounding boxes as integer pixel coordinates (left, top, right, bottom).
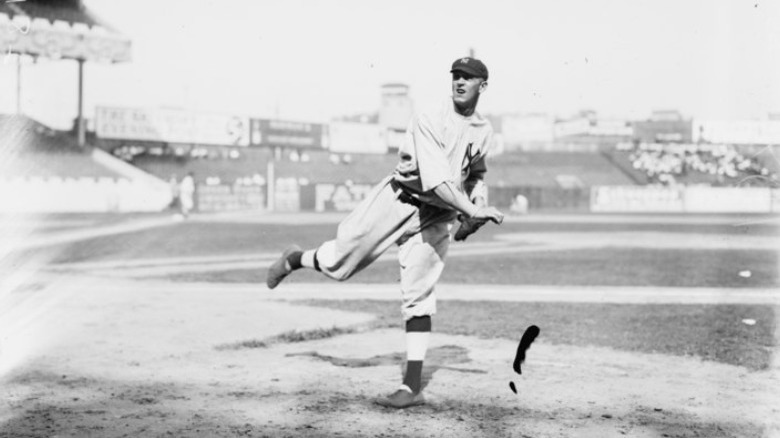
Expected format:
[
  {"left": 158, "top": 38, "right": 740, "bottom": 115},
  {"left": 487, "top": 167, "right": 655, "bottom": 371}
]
[{"left": 591, "top": 186, "right": 780, "bottom": 213}]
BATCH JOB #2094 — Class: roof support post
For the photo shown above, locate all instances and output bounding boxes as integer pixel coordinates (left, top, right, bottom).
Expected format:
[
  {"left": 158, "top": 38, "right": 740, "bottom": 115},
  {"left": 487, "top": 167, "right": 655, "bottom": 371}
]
[
  {"left": 16, "top": 54, "right": 22, "bottom": 114},
  {"left": 77, "top": 58, "right": 85, "bottom": 147}
]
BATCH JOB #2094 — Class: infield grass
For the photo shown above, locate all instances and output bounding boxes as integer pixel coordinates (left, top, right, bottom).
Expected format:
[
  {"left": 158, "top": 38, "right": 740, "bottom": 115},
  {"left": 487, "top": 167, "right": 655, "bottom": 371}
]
[
  {"left": 163, "top": 247, "right": 777, "bottom": 288},
  {"left": 23, "top": 213, "right": 779, "bottom": 372},
  {"left": 297, "top": 300, "right": 777, "bottom": 371},
  {"left": 38, "top": 219, "right": 779, "bottom": 288}
]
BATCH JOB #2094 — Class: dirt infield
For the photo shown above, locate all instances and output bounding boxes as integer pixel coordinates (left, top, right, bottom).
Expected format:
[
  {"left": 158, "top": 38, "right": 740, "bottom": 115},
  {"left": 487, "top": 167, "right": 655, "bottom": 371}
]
[
  {"left": 1, "top": 212, "right": 778, "bottom": 437},
  {"left": 1, "top": 277, "right": 778, "bottom": 437}
]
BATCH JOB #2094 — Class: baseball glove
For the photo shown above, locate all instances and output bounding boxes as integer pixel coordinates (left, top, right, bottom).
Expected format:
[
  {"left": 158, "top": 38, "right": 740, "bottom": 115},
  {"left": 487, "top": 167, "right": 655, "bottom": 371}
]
[{"left": 453, "top": 215, "right": 488, "bottom": 241}]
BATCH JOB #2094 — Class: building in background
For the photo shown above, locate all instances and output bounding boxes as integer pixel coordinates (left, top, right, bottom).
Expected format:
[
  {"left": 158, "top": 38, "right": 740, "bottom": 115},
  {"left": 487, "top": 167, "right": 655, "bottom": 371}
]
[
  {"left": 379, "top": 83, "right": 413, "bottom": 131},
  {"left": 499, "top": 113, "right": 554, "bottom": 152},
  {"left": 378, "top": 83, "right": 413, "bottom": 153},
  {"left": 633, "top": 110, "right": 693, "bottom": 143}
]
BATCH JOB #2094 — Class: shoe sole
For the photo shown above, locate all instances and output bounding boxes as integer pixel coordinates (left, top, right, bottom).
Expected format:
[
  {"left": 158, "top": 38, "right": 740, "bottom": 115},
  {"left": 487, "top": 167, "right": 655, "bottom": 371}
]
[{"left": 374, "top": 394, "right": 425, "bottom": 409}]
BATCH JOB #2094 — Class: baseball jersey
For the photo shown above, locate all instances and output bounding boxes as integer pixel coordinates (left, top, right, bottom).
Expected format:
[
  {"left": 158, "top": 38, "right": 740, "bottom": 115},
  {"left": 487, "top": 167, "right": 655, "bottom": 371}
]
[{"left": 393, "top": 99, "right": 493, "bottom": 209}]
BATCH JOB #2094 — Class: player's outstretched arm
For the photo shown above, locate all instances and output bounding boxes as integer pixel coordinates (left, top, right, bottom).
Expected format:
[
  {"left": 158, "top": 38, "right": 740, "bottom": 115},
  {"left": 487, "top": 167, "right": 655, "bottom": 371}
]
[{"left": 432, "top": 181, "right": 504, "bottom": 224}]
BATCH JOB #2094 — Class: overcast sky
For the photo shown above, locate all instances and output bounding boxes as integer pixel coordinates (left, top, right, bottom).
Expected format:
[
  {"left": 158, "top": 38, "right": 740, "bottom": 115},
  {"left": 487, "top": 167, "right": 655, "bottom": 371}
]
[{"left": 1, "top": 0, "right": 778, "bottom": 129}]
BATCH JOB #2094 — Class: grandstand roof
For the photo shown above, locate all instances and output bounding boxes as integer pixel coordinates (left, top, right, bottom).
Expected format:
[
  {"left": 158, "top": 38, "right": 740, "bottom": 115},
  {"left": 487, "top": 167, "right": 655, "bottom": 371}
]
[
  {"left": 0, "top": 0, "right": 131, "bottom": 62},
  {"left": 0, "top": 0, "right": 104, "bottom": 28}
]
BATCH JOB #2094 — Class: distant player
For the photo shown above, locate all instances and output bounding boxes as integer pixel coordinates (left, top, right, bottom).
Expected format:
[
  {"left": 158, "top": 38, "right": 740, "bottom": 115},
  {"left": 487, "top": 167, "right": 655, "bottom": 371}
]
[
  {"left": 267, "top": 57, "right": 503, "bottom": 408},
  {"left": 179, "top": 172, "right": 195, "bottom": 218}
]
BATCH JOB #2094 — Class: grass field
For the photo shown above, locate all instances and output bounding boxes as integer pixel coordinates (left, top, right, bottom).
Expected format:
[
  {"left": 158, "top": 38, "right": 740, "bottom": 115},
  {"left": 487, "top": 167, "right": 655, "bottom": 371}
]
[
  {"left": 3, "top": 212, "right": 779, "bottom": 438},
  {"left": 39, "top": 218, "right": 779, "bottom": 288},
  {"left": 26, "top": 213, "right": 779, "bottom": 371},
  {"left": 295, "top": 300, "right": 776, "bottom": 371}
]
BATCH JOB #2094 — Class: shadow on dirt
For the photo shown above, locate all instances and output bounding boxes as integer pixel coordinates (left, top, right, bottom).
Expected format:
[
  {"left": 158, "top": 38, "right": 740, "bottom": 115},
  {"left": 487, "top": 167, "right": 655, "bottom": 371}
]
[{"left": 287, "top": 344, "right": 486, "bottom": 391}]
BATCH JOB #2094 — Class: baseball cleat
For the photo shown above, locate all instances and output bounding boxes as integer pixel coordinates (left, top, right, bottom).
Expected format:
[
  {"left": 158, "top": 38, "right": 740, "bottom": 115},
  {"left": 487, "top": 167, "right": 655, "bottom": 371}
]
[
  {"left": 375, "top": 387, "right": 425, "bottom": 409},
  {"left": 266, "top": 244, "right": 301, "bottom": 289}
]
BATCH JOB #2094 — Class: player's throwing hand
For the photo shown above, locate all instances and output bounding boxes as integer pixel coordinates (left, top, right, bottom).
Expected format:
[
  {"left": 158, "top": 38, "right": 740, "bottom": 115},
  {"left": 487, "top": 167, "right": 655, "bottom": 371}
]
[
  {"left": 472, "top": 206, "right": 504, "bottom": 224},
  {"left": 454, "top": 206, "right": 504, "bottom": 241}
]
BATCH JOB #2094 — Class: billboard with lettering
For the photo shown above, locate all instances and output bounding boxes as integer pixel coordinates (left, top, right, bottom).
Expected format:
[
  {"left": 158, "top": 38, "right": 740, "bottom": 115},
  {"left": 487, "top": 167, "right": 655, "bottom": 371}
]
[
  {"left": 633, "top": 120, "right": 692, "bottom": 143},
  {"left": 249, "top": 119, "right": 325, "bottom": 149},
  {"left": 95, "top": 107, "right": 250, "bottom": 146}
]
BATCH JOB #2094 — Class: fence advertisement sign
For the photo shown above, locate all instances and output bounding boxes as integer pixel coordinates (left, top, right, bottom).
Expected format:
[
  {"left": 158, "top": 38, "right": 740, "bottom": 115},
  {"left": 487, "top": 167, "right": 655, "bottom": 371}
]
[
  {"left": 96, "top": 107, "right": 250, "bottom": 146},
  {"left": 249, "top": 119, "right": 325, "bottom": 149}
]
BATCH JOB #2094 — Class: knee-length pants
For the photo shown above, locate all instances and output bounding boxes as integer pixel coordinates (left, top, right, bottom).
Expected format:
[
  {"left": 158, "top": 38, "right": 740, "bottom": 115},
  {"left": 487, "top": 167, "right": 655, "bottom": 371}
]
[{"left": 314, "top": 176, "right": 458, "bottom": 320}]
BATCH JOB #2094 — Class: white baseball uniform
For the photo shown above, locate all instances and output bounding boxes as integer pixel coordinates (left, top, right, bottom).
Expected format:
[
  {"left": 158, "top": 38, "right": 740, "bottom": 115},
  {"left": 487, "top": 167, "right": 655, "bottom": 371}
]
[
  {"left": 179, "top": 175, "right": 195, "bottom": 215},
  {"left": 314, "top": 99, "right": 494, "bottom": 320}
]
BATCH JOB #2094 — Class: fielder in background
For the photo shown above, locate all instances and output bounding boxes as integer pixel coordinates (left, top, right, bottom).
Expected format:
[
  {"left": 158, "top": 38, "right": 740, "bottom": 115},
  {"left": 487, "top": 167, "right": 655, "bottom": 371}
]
[
  {"left": 179, "top": 172, "right": 195, "bottom": 218},
  {"left": 267, "top": 57, "right": 504, "bottom": 409}
]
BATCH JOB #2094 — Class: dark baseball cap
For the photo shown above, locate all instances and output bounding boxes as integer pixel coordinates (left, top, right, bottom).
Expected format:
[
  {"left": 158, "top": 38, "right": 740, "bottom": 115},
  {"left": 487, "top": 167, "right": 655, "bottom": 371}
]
[{"left": 450, "top": 57, "right": 489, "bottom": 80}]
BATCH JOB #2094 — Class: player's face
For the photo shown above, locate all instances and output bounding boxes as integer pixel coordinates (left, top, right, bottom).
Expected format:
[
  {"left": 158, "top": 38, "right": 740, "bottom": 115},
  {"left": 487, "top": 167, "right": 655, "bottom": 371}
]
[{"left": 452, "top": 72, "right": 487, "bottom": 108}]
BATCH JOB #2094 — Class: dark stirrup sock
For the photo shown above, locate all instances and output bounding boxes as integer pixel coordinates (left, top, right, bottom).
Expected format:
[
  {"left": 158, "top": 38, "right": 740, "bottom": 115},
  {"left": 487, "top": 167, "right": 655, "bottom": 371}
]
[
  {"left": 403, "top": 361, "right": 423, "bottom": 393},
  {"left": 403, "top": 315, "right": 431, "bottom": 394},
  {"left": 287, "top": 251, "right": 303, "bottom": 270}
]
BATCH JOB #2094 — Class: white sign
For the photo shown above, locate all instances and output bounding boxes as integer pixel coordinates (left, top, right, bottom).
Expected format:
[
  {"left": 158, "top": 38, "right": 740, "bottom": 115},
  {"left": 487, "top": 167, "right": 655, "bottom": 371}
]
[
  {"left": 96, "top": 107, "right": 250, "bottom": 146},
  {"left": 592, "top": 185, "right": 776, "bottom": 213},
  {"left": 693, "top": 120, "right": 780, "bottom": 145},
  {"left": 684, "top": 187, "right": 772, "bottom": 213},
  {"left": 773, "top": 189, "right": 780, "bottom": 213},
  {"left": 590, "top": 186, "right": 684, "bottom": 212}
]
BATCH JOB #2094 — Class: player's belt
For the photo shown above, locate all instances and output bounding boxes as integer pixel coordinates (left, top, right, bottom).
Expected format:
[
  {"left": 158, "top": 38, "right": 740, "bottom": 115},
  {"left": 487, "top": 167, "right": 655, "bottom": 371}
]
[{"left": 390, "top": 179, "right": 422, "bottom": 208}]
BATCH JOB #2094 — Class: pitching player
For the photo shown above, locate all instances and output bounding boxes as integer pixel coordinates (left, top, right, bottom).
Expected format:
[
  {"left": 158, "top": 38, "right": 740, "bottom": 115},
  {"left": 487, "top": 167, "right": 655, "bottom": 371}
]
[{"left": 267, "top": 57, "right": 503, "bottom": 408}]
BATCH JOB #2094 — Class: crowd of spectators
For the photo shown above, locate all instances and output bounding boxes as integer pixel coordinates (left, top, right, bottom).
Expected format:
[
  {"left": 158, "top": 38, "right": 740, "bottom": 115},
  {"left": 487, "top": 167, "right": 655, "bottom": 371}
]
[
  {"left": 623, "top": 143, "right": 778, "bottom": 186},
  {"left": 111, "top": 144, "right": 246, "bottom": 162}
]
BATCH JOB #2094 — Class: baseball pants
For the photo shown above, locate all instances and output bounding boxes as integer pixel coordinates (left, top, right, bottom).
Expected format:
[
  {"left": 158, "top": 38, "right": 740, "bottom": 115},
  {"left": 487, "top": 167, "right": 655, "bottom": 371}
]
[{"left": 314, "top": 175, "right": 457, "bottom": 320}]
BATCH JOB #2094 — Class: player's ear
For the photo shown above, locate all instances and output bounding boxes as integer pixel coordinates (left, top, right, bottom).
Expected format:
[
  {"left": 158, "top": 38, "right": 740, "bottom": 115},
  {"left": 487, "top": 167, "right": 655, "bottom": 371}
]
[{"left": 478, "top": 79, "right": 488, "bottom": 94}]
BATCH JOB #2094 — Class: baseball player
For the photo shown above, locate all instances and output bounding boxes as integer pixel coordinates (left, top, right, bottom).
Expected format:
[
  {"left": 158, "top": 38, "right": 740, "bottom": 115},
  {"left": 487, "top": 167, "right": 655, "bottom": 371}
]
[
  {"left": 179, "top": 172, "right": 195, "bottom": 218},
  {"left": 267, "top": 57, "right": 503, "bottom": 408}
]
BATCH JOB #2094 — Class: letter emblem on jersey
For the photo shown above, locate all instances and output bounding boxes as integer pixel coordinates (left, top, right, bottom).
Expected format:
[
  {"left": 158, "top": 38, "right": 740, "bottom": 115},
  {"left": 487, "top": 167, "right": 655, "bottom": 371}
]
[{"left": 462, "top": 142, "right": 475, "bottom": 173}]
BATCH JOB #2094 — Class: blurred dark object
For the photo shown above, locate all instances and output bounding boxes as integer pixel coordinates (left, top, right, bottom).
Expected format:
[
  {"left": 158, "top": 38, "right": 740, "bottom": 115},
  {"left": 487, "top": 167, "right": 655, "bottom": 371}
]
[{"left": 0, "top": 0, "right": 104, "bottom": 28}]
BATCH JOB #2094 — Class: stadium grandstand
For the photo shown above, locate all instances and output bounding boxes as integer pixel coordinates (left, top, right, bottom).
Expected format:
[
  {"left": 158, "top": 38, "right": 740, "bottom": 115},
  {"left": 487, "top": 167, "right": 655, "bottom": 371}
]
[
  {"left": 1, "top": 1, "right": 778, "bottom": 215},
  {"left": 0, "top": 0, "right": 170, "bottom": 213},
  {"left": 605, "top": 143, "right": 779, "bottom": 187},
  {"left": 487, "top": 151, "right": 635, "bottom": 188},
  {"left": 0, "top": 114, "right": 121, "bottom": 179}
]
